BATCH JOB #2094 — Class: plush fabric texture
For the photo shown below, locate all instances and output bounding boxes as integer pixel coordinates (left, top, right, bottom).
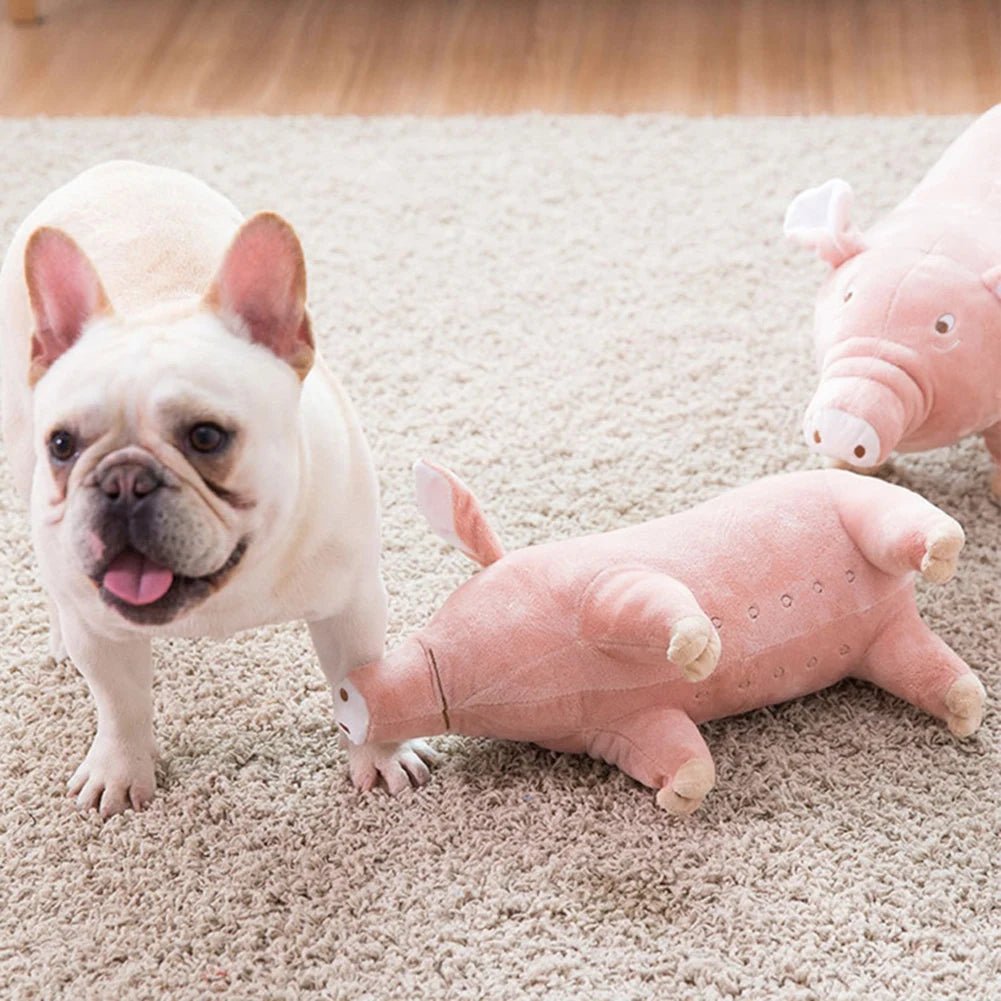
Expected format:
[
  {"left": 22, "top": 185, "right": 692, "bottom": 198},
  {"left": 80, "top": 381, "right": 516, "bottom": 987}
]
[
  {"left": 0, "top": 116, "right": 998, "bottom": 1000},
  {"left": 786, "top": 105, "right": 1001, "bottom": 477},
  {"left": 338, "top": 465, "right": 982, "bottom": 815}
]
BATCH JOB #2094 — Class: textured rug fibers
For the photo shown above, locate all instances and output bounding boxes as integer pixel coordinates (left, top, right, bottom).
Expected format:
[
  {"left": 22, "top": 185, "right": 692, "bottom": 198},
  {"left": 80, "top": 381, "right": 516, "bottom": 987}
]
[{"left": 0, "top": 116, "right": 998, "bottom": 1000}]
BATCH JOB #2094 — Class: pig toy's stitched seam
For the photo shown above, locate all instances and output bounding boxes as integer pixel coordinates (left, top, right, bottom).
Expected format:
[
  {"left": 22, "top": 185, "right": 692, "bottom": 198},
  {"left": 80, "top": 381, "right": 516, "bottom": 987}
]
[
  {"left": 587, "top": 725, "right": 666, "bottom": 779},
  {"left": 461, "top": 588, "right": 913, "bottom": 714},
  {"left": 518, "top": 707, "right": 671, "bottom": 758},
  {"left": 424, "top": 644, "right": 451, "bottom": 732},
  {"left": 990, "top": 173, "right": 1001, "bottom": 205},
  {"left": 466, "top": 580, "right": 916, "bottom": 712},
  {"left": 927, "top": 235, "right": 947, "bottom": 258},
  {"left": 577, "top": 564, "right": 668, "bottom": 649},
  {"left": 465, "top": 677, "right": 670, "bottom": 712},
  {"left": 828, "top": 475, "right": 899, "bottom": 594},
  {"left": 595, "top": 704, "right": 677, "bottom": 731},
  {"left": 826, "top": 473, "right": 926, "bottom": 599},
  {"left": 852, "top": 589, "right": 914, "bottom": 666},
  {"left": 827, "top": 473, "right": 857, "bottom": 567},
  {"left": 575, "top": 564, "right": 623, "bottom": 640},
  {"left": 468, "top": 637, "right": 584, "bottom": 707}
]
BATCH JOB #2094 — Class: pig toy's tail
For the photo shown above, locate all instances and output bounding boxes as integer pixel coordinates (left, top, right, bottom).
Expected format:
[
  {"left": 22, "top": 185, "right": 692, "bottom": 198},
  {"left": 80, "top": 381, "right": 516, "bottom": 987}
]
[{"left": 413, "top": 459, "right": 505, "bottom": 567}]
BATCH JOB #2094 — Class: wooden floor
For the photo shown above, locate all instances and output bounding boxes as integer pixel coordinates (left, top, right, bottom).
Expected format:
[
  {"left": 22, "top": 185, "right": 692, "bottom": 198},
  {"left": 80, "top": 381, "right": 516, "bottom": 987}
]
[{"left": 1, "top": 0, "right": 1000, "bottom": 115}]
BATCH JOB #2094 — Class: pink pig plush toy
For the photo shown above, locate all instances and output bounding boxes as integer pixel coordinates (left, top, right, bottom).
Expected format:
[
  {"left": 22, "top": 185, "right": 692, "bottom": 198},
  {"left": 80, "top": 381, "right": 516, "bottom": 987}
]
[
  {"left": 334, "top": 462, "right": 986, "bottom": 814},
  {"left": 785, "top": 105, "right": 1001, "bottom": 492}
]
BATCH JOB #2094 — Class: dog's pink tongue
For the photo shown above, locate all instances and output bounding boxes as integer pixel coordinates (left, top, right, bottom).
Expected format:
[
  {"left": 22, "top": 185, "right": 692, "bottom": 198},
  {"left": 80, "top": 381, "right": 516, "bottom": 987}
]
[{"left": 103, "top": 550, "right": 174, "bottom": 606}]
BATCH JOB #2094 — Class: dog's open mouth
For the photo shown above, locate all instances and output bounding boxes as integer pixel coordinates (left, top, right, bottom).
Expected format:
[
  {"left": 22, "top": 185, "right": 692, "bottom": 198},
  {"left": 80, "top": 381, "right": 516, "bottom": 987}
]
[
  {"left": 103, "top": 550, "right": 175, "bottom": 606},
  {"left": 94, "top": 540, "right": 247, "bottom": 625}
]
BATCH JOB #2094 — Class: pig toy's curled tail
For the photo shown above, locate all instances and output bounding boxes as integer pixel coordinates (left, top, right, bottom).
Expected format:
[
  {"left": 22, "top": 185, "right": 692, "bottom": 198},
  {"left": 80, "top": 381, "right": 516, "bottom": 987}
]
[{"left": 413, "top": 459, "right": 505, "bottom": 567}]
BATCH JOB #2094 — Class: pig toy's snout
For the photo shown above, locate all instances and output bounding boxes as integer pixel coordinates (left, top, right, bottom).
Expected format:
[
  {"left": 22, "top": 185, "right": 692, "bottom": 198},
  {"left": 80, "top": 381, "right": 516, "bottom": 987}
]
[
  {"left": 804, "top": 408, "right": 882, "bottom": 468},
  {"left": 333, "top": 678, "right": 370, "bottom": 745}
]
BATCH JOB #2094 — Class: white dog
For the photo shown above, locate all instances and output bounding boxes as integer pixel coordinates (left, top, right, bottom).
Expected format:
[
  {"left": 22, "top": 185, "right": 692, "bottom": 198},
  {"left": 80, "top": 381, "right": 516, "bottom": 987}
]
[{"left": 0, "top": 160, "right": 434, "bottom": 816}]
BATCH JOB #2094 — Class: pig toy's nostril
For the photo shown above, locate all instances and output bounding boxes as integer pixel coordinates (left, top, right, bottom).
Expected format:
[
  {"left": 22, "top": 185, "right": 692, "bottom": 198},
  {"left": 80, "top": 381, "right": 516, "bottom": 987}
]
[{"left": 804, "top": 408, "right": 882, "bottom": 468}]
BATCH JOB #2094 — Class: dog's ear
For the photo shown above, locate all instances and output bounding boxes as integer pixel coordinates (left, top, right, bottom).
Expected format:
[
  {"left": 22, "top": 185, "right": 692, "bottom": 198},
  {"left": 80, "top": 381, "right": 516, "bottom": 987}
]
[
  {"left": 25, "top": 227, "right": 112, "bottom": 385},
  {"left": 205, "top": 212, "right": 315, "bottom": 379}
]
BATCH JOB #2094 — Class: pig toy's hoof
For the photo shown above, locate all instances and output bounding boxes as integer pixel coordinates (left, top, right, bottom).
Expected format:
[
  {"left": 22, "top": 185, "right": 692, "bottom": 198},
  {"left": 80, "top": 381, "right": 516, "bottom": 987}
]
[
  {"left": 668, "top": 615, "right": 722, "bottom": 682},
  {"left": 655, "top": 758, "right": 716, "bottom": 815},
  {"left": 945, "top": 674, "right": 986, "bottom": 737},
  {"left": 920, "top": 521, "right": 965, "bottom": 584}
]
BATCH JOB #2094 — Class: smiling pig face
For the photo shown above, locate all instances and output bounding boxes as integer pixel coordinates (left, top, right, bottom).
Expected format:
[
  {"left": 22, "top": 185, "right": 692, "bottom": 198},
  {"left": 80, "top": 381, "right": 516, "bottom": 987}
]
[{"left": 785, "top": 178, "right": 1001, "bottom": 483}]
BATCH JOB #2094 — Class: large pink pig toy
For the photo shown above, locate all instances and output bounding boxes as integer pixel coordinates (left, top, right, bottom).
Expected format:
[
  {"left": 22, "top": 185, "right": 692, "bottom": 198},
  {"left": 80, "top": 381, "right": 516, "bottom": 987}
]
[
  {"left": 334, "top": 462, "right": 985, "bottom": 814},
  {"left": 785, "top": 105, "right": 1001, "bottom": 491}
]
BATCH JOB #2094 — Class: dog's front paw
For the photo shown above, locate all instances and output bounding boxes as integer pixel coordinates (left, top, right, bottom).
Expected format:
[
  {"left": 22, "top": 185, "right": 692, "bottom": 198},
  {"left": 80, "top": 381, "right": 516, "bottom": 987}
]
[
  {"left": 67, "top": 736, "right": 157, "bottom": 817},
  {"left": 347, "top": 739, "right": 439, "bottom": 795}
]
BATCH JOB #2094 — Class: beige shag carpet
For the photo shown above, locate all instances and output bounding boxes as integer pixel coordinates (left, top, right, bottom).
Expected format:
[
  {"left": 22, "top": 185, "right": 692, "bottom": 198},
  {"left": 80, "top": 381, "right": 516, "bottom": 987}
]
[{"left": 0, "top": 116, "right": 998, "bottom": 1000}]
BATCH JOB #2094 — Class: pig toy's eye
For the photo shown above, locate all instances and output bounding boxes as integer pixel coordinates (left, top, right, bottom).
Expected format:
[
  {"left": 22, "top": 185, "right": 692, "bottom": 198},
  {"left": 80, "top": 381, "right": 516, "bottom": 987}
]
[
  {"left": 843, "top": 288, "right": 854, "bottom": 303},
  {"left": 934, "top": 313, "right": 956, "bottom": 335}
]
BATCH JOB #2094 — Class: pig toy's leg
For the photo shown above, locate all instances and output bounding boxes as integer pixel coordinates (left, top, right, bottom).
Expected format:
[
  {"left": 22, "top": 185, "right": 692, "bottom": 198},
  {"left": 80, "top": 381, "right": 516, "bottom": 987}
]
[
  {"left": 855, "top": 607, "right": 986, "bottom": 737},
  {"left": 585, "top": 707, "right": 716, "bottom": 815},
  {"left": 581, "top": 568, "right": 722, "bottom": 681},
  {"left": 981, "top": 421, "right": 1001, "bottom": 499},
  {"left": 827, "top": 472, "right": 964, "bottom": 582}
]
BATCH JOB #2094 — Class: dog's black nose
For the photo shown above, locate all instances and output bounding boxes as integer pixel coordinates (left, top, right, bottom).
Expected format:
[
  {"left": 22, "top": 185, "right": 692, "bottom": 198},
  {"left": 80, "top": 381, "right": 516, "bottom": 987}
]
[{"left": 98, "top": 462, "right": 162, "bottom": 502}]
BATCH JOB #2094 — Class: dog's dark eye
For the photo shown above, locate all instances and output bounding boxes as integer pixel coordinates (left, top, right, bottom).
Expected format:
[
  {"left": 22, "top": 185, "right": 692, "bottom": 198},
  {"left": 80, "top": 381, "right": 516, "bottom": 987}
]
[
  {"left": 48, "top": 430, "right": 76, "bottom": 462},
  {"left": 188, "top": 423, "right": 228, "bottom": 454}
]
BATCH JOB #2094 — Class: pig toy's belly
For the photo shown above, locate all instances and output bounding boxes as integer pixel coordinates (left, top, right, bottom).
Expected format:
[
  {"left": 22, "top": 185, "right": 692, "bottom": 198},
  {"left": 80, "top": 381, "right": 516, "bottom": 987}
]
[{"left": 444, "top": 473, "right": 912, "bottom": 746}]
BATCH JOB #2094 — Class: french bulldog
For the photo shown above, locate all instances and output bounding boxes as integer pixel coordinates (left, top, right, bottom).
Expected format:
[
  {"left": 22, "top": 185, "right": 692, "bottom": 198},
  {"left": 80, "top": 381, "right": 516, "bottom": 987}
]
[{"left": 0, "top": 160, "right": 435, "bottom": 816}]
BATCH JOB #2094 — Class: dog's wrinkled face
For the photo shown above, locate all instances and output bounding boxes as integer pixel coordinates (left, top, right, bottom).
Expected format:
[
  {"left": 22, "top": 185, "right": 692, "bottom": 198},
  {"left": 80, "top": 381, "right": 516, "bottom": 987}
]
[{"left": 25, "top": 214, "right": 314, "bottom": 626}]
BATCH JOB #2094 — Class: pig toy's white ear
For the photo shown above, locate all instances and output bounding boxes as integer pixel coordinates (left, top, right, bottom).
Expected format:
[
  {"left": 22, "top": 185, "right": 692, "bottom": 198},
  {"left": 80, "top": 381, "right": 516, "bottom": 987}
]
[
  {"left": 414, "top": 459, "right": 505, "bottom": 568},
  {"left": 982, "top": 265, "right": 1001, "bottom": 301},
  {"left": 784, "top": 179, "right": 868, "bottom": 267}
]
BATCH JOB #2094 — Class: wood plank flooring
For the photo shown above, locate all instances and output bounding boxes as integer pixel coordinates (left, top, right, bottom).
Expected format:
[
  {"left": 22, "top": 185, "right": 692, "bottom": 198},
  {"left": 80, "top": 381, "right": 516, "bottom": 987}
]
[{"left": 1, "top": 0, "right": 1000, "bottom": 115}]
